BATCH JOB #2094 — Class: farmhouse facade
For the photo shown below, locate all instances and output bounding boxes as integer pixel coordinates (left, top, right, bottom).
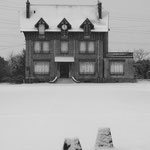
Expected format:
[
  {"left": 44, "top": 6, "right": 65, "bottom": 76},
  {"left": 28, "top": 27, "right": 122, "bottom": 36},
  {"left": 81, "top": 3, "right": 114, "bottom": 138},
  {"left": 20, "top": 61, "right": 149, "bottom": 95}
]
[{"left": 20, "top": 0, "right": 135, "bottom": 83}]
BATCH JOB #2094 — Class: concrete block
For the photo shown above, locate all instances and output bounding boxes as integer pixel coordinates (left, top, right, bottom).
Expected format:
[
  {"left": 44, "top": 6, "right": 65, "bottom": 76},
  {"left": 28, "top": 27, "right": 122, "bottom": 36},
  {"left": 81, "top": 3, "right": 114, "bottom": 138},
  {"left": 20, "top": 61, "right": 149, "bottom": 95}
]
[
  {"left": 95, "top": 128, "right": 113, "bottom": 149},
  {"left": 63, "top": 138, "right": 82, "bottom": 150}
]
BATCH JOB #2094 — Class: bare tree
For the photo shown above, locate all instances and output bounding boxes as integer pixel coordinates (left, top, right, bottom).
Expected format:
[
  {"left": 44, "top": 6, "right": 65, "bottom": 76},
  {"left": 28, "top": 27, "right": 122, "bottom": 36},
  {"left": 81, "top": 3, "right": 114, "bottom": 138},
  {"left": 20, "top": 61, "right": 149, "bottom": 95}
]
[{"left": 134, "top": 49, "right": 150, "bottom": 62}]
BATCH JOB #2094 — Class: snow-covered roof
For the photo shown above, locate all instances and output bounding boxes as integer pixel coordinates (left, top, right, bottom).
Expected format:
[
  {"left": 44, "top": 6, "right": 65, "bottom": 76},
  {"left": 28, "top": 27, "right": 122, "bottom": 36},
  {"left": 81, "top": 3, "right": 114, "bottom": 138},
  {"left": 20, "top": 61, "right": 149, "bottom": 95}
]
[{"left": 20, "top": 4, "right": 109, "bottom": 32}]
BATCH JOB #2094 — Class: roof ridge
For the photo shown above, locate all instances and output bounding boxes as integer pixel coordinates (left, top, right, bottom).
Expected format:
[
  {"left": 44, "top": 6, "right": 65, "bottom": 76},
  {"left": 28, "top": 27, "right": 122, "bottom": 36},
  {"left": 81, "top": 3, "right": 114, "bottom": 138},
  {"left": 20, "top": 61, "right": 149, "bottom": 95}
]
[{"left": 31, "top": 4, "right": 96, "bottom": 7}]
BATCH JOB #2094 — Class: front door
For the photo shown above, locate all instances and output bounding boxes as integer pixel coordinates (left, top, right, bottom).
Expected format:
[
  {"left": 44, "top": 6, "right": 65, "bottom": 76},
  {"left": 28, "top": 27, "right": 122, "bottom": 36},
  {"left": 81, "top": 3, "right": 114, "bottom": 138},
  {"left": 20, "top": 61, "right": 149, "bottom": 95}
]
[{"left": 60, "top": 63, "right": 69, "bottom": 78}]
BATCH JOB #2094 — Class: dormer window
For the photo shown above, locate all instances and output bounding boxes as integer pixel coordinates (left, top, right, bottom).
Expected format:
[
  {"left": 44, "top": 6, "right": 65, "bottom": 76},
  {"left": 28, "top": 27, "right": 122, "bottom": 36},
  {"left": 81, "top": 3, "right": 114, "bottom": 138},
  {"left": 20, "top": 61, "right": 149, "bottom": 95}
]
[
  {"left": 80, "top": 18, "right": 94, "bottom": 39},
  {"left": 57, "top": 18, "right": 72, "bottom": 39},
  {"left": 39, "top": 24, "right": 45, "bottom": 35},
  {"left": 84, "top": 24, "right": 91, "bottom": 36},
  {"left": 35, "top": 18, "right": 49, "bottom": 38}
]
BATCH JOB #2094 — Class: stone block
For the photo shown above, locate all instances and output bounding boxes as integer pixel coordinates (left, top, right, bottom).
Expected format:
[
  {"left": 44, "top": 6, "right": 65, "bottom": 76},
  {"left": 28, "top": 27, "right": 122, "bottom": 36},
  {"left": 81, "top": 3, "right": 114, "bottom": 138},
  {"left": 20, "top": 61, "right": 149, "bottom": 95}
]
[
  {"left": 63, "top": 138, "right": 82, "bottom": 150},
  {"left": 95, "top": 128, "right": 113, "bottom": 149}
]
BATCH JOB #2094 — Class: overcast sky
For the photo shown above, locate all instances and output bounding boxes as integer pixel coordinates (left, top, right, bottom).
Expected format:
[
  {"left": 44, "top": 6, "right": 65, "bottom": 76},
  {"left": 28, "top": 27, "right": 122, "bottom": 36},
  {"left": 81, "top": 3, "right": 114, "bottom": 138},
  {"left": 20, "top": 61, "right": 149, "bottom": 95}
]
[{"left": 0, "top": 0, "right": 150, "bottom": 59}]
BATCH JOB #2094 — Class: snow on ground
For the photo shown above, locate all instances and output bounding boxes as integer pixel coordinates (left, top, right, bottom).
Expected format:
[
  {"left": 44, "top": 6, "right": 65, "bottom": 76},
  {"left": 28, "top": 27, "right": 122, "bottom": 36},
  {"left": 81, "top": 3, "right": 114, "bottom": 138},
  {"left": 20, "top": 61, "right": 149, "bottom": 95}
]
[{"left": 0, "top": 80, "right": 150, "bottom": 150}]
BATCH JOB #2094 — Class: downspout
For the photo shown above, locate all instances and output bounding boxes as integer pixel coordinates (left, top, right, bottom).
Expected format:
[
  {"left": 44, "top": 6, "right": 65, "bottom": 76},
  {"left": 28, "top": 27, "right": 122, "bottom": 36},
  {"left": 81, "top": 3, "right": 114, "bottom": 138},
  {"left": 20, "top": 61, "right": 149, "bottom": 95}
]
[{"left": 97, "top": 40, "right": 100, "bottom": 83}]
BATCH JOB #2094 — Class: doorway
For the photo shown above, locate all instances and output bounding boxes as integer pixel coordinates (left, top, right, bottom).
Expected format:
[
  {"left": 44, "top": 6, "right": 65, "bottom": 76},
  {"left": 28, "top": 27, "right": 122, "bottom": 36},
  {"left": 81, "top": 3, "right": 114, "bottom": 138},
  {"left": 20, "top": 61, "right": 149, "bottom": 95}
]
[{"left": 60, "top": 63, "right": 69, "bottom": 78}]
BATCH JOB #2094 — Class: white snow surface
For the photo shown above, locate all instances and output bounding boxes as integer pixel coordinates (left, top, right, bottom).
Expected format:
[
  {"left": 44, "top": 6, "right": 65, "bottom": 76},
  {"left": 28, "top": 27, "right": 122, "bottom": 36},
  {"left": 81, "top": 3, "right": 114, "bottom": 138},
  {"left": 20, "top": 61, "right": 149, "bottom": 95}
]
[
  {"left": 20, "top": 5, "right": 109, "bottom": 32},
  {"left": 0, "top": 80, "right": 150, "bottom": 150}
]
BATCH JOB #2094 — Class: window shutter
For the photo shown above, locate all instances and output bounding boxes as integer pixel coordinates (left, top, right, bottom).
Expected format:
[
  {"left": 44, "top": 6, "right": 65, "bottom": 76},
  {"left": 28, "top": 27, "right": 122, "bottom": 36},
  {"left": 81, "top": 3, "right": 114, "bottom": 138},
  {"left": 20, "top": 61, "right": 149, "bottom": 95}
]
[
  {"left": 61, "top": 41, "right": 68, "bottom": 53},
  {"left": 39, "top": 24, "right": 45, "bottom": 35},
  {"left": 84, "top": 24, "right": 91, "bottom": 35},
  {"left": 79, "top": 63, "right": 83, "bottom": 74},
  {"left": 34, "top": 42, "right": 41, "bottom": 53},
  {"left": 34, "top": 62, "right": 49, "bottom": 74},
  {"left": 88, "top": 41, "right": 94, "bottom": 53},
  {"left": 118, "top": 62, "right": 123, "bottom": 73},
  {"left": 79, "top": 42, "right": 86, "bottom": 53},
  {"left": 110, "top": 62, "right": 115, "bottom": 73},
  {"left": 88, "top": 62, "right": 95, "bottom": 73},
  {"left": 79, "top": 62, "right": 95, "bottom": 75},
  {"left": 43, "top": 42, "right": 49, "bottom": 53},
  {"left": 110, "top": 62, "right": 124, "bottom": 75}
]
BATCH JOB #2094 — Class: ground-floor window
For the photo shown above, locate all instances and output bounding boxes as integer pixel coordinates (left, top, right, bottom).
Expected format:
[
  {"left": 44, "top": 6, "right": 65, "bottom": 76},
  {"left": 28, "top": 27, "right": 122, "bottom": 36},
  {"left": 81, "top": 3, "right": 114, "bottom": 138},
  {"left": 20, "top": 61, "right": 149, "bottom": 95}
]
[
  {"left": 79, "top": 62, "right": 95, "bottom": 75},
  {"left": 34, "top": 62, "right": 50, "bottom": 74},
  {"left": 110, "top": 61, "right": 124, "bottom": 75}
]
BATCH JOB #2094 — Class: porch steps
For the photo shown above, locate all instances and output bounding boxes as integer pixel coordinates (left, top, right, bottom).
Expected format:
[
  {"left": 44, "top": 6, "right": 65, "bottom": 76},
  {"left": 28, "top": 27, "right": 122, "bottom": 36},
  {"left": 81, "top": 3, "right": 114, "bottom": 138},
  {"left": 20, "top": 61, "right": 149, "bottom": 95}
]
[{"left": 56, "top": 78, "right": 75, "bottom": 84}]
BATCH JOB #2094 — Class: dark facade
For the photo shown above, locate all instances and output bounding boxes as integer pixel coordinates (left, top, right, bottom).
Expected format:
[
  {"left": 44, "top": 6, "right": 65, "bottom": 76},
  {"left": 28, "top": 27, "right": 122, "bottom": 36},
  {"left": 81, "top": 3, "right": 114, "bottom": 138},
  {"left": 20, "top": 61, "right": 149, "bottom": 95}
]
[
  {"left": 22, "top": 1, "right": 135, "bottom": 83},
  {"left": 24, "top": 32, "right": 135, "bottom": 83}
]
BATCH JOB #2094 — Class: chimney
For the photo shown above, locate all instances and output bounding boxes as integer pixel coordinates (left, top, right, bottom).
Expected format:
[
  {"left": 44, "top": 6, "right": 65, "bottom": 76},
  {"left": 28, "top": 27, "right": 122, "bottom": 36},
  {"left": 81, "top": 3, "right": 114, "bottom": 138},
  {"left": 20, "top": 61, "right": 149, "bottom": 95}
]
[
  {"left": 26, "top": 0, "right": 30, "bottom": 18},
  {"left": 98, "top": 1, "right": 102, "bottom": 19}
]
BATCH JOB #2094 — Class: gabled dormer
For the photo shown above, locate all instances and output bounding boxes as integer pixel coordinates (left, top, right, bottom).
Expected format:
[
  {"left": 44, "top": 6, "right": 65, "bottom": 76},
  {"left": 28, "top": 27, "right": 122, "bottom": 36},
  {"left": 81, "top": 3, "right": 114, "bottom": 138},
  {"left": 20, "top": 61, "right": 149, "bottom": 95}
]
[
  {"left": 57, "top": 18, "right": 72, "bottom": 39},
  {"left": 57, "top": 18, "right": 72, "bottom": 30},
  {"left": 35, "top": 18, "right": 49, "bottom": 38},
  {"left": 80, "top": 18, "right": 94, "bottom": 39}
]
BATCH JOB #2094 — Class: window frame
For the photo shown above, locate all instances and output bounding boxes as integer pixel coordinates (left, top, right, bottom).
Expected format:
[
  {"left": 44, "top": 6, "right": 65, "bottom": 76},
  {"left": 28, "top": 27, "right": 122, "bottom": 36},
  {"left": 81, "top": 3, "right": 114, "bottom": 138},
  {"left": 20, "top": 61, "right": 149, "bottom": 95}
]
[
  {"left": 79, "top": 61, "right": 96, "bottom": 75},
  {"left": 79, "top": 40, "right": 95, "bottom": 54},
  {"left": 109, "top": 60, "right": 125, "bottom": 76},
  {"left": 60, "top": 40, "right": 69, "bottom": 54},
  {"left": 33, "top": 41, "right": 50, "bottom": 54},
  {"left": 38, "top": 24, "right": 45, "bottom": 36},
  {"left": 33, "top": 61, "right": 50, "bottom": 75}
]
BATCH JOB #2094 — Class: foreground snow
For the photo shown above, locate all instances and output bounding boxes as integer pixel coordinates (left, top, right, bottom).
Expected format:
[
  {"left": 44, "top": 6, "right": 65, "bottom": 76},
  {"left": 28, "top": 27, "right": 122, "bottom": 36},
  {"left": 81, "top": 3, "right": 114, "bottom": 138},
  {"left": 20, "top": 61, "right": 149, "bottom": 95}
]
[{"left": 0, "top": 80, "right": 150, "bottom": 150}]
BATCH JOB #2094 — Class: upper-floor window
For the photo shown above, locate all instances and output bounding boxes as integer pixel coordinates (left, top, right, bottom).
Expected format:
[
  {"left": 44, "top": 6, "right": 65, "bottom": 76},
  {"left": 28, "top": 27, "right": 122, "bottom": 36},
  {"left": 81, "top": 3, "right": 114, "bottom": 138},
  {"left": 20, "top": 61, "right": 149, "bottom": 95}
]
[
  {"left": 80, "top": 42, "right": 86, "bottom": 53},
  {"left": 34, "top": 41, "right": 50, "bottom": 53},
  {"left": 34, "top": 41, "right": 41, "bottom": 53},
  {"left": 110, "top": 61, "right": 124, "bottom": 75},
  {"left": 61, "top": 41, "right": 69, "bottom": 54},
  {"left": 79, "top": 41, "right": 95, "bottom": 54},
  {"left": 79, "top": 62, "right": 95, "bottom": 75},
  {"left": 43, "top": 42, "right": 49, "bottom": 53}
]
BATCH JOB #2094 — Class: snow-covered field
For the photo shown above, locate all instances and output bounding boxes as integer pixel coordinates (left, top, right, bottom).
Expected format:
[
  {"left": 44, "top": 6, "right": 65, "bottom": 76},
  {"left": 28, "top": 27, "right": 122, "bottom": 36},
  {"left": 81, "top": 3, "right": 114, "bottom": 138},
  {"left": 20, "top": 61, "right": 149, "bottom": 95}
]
[{"left": 0, "top": 80, "right": 150, "bottom": 150}]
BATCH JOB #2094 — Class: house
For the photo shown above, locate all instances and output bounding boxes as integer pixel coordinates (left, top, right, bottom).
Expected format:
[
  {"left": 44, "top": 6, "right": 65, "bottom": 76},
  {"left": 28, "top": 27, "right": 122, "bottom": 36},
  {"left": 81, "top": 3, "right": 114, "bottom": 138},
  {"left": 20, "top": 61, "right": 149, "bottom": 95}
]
[{"left": 20, "top": 0, "right": 135, "bottom": 83}]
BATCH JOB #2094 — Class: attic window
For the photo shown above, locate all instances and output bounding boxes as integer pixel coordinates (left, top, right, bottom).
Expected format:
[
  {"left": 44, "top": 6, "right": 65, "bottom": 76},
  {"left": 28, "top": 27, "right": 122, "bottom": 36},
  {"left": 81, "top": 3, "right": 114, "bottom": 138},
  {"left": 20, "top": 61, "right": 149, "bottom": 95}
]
[
  {"left": 57, "top": 18, "right": 72, "bottom": 39},
  {"left": 35, "top": 18, "right": 49, "bottom": 38},
  {"left": 84, "top": 24, "right": 91, "bottom": 37},
  {"left": 39, "top": 24, "right": 45, "bottom": 35},
  {"left": 80, "top": 18, "right": 94, "bottom": 39}
]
